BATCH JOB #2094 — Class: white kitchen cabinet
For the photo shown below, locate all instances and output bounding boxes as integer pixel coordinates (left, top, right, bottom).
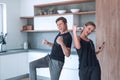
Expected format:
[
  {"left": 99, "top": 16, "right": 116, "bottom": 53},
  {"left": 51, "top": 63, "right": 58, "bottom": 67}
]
[
  {"left": 34, "top": 14, "right": 79, "bottom": 31},
  {"left": 60, "top": 68, "right": 79, "bottom": 80},
  {"left": 59, "top": 54, "right": 79, "bottom": 80},
  {"left": 0, "top": 53, "right": 28, "bottom": 80},
  {"left": 34, "top": 0, "right": 67, "bottom": 5},
  {"left": 20, "top": 0, "right": 67, "bottom": 17},
  {"left": 20, "top": 0, "right": 36, "bottom": 17},
  {"left": 64, "top": 54, "right": 79, "bottom": 69}
]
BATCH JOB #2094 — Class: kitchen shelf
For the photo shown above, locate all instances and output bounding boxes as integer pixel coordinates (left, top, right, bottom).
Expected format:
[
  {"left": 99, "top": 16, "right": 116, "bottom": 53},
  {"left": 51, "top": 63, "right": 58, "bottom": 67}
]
[
  {"left": 35, "top": 11, "right": 96, "bottom": 17},
  {"left": 34, "top": 0, "right": 95, "bottom": 8}
]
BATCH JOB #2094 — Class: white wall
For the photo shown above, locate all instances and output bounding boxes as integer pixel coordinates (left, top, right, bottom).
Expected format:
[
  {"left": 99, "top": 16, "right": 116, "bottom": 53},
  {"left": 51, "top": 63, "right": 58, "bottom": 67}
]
[{"left": 0, "top": 0, "right": 27, "bottom": 49}]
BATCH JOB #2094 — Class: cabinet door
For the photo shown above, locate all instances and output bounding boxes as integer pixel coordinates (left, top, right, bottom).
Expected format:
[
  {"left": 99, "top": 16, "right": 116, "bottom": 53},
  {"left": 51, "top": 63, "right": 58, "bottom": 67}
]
[
  {"left": 20, "top": 0, "right": 35, "bottom": 17},
  {"left": 34, "top": 14, "right": 79, "bottom": 31},
  {"left": 64, "top": 55, "right": 79, "bottom": 69},
  {"left": 60, "top": 68, "right": 79, "bottom": 80},
  {"left": 34, "top": 0, "right": 67, "bottom": 5},
  {"left": 0, "top": 53, "right": 28, "bottom": 80},
  {"left": 59, "top": 54, "right": 79, "bottom": 80}
]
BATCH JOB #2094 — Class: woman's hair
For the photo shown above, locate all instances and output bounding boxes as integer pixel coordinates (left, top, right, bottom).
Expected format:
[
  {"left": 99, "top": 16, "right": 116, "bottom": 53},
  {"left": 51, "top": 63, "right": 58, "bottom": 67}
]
[
  {"left": 84, "top": 21, "right": 96, "bottom": 28},
  {"left": 81, "top": 21, "right": 96, "bottom": 33},
  {"left": 56, "top": 17, "right": 67, "bottom": 24}
]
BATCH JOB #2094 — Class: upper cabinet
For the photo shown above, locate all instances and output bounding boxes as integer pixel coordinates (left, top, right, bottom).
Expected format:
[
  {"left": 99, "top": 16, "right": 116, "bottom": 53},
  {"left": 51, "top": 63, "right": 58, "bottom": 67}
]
[
  {"left": 34, "top": 14, "right": 79, "bottom": 31},
  {"left": 20, "top": 0, "right": 37, "bottom": 17},
  {"left": 20, "top": 0, "right": 84, "bottom": 17},
  {"left": 34, "top": 0, "right": 95, "bottom": 5},
  {"left": 34, "top": 0, "right": 67, "bottom": 5}
]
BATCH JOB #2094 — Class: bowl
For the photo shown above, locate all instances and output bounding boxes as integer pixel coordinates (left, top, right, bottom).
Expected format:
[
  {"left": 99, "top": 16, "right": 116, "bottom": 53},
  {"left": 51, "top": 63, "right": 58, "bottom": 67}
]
[
  {"left": 57, "top": 10, "right": 66, "bottom": 14},
  {"left": 70, "top": 9, "right": 80, "bottom": 13}
]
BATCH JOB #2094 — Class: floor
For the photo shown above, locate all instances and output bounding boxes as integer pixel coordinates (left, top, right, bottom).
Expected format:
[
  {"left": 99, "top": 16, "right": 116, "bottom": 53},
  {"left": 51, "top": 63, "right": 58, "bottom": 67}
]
[
  {"left": 22, "top": 78, "right": 28, "bottom": 80},
  {"left": 21, "top": 76, "right": 50, "bottom": 80},
  {"left": 6, "top": 74, "right": 50, "bottom": 80}
]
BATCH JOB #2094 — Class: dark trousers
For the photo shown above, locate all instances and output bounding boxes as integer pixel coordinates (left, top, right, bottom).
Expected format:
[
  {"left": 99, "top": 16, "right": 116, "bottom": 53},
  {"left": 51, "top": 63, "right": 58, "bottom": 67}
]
[{"left": 79, "top": 66, "right": 101, "bottom": 80}]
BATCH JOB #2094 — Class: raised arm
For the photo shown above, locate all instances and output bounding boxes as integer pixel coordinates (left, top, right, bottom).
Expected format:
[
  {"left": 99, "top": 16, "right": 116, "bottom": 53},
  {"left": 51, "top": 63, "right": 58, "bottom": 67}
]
[
  {"left": 72, "top": 24, "right": 81, "bottom": 49},
  {"left": 42, "top": 39, "right": 53, "bottom": 47}
]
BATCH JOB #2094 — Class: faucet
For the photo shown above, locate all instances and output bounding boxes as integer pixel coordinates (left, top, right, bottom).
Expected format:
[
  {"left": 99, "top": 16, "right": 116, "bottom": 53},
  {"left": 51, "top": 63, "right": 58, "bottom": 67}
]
[{"left": 0, "top": 33, "right": 7, "bottom": 52}]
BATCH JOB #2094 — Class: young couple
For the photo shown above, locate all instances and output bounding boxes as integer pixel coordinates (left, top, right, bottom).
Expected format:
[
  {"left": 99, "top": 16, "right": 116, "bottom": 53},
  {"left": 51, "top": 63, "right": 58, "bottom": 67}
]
[{"left": 29, "top": 17, "right": 105, "bottom": 80}]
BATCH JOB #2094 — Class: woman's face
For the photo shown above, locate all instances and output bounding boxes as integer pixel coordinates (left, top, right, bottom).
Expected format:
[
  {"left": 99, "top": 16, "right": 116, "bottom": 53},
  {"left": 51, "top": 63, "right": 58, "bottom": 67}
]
[{"left": 83, "top": 25, "right": 96, "bottom": 36}]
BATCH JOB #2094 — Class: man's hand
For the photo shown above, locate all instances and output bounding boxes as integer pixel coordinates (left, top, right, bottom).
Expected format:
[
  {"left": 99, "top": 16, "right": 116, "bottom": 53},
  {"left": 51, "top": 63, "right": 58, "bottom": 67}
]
[
  {"left": 42, "top": 39, "right": 48, "bottom": 45},
  {"left": 56, "top": 36, "right": 64, "bottom": 45},
  {"left": 42, "top": 39, "right": 53, "bottom": 47},
  {"left": 57, "top": 36, "right": 70, "bottom": 57}
]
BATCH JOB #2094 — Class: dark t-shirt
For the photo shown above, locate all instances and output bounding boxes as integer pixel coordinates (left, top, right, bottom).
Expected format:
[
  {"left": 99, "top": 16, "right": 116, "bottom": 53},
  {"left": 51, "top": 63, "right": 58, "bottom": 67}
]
[
  {"left": 76, "top": 38, "right": 99, "bottom": 69},
  {"left": 50, "top": 32, "right": 72, "bottom": 63}
]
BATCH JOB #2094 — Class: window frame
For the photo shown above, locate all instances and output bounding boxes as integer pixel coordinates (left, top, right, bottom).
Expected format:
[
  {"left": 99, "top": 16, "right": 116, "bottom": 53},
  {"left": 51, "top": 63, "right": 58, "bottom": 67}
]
[{"left": 0, "top": 3, "right": 7, "bottom": 35}]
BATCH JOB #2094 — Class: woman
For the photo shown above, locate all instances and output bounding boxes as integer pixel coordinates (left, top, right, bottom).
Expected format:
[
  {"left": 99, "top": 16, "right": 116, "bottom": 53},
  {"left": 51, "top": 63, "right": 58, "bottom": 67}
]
[{"left": 72, "top": 21, "right": 105, "bottom": 80}]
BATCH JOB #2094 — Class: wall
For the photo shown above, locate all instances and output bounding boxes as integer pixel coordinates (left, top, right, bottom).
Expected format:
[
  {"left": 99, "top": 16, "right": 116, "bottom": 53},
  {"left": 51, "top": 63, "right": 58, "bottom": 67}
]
[
  {"left": 96, "top": 0, "right": 120, "bottom": 80},
  {"left": 0, "top": 0, "right": 27, "bottom": 50}
]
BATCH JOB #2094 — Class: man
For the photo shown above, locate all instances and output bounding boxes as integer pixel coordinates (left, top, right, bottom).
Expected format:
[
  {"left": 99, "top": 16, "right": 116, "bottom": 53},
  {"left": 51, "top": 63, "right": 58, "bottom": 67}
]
[{"left": 29, "top": 17, "right": 72, "bottom": 80}]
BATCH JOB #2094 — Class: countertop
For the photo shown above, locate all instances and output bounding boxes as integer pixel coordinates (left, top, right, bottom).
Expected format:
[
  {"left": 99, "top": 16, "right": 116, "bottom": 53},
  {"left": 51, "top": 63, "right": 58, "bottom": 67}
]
[
  {"left": 0, "top": 49, "right": 28, "bottom": 55},
  {"left": 0, "top": 48, "right": 77, "bottom": 56}
]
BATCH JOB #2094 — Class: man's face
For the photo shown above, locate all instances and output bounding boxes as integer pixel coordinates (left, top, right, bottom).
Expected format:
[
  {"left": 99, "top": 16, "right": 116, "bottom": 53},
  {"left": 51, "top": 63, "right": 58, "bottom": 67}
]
[{"left": 56, "top": 20, "right": 67, "bottom": 33}]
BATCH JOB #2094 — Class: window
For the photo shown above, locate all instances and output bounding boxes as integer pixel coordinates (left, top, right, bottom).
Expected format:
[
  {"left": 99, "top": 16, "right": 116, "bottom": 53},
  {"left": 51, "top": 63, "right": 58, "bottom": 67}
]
[{"left": 0, "top": 3, "right": 7, "bottom": 35}]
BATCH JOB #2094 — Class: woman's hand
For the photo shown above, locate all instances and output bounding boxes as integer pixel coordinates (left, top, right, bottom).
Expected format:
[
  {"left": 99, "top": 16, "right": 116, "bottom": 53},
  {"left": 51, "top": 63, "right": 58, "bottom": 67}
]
[
  {"left": 99, "top": 42, "right": 105, "bottom": 51},
  {"left": 96, "top": 42, "right": 105, "bottom": 54},
  {"left": 72, "top": 24, "right": 78, "bottom": 32}
]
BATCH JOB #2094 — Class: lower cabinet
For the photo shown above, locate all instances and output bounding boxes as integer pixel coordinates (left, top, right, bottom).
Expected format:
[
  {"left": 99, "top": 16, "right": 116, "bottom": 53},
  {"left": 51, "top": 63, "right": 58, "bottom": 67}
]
[
  {"left": 60, "top": 68, "right": 79, "bottom": 80},
  {"left": 0, "top": 53, "right": 28, "bottom": 80},
  {"left": 59, "top": 54, "right": 79, "bottom": 80}
]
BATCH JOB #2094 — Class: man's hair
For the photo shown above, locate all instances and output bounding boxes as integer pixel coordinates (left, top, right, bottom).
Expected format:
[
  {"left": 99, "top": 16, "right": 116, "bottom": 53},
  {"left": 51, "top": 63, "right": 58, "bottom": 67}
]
[{"left": 56, "top": 17, "right": 67, "bottom": 24}]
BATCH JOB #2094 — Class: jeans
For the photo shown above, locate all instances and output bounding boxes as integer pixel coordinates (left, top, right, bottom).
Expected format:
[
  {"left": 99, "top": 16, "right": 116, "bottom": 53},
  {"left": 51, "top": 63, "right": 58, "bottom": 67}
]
[{"left": 29, "top": 54, "right": 64, "bottom": 80}]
